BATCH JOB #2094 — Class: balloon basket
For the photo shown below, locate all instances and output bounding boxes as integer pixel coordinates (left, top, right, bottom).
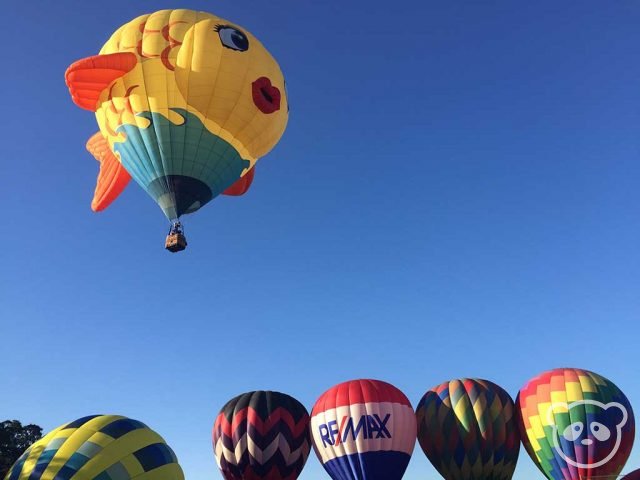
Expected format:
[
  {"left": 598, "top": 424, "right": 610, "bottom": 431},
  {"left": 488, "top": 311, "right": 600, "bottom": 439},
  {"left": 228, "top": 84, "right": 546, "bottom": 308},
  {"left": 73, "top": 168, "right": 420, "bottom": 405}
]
[{"left": 165, "top": 233, "right": 187, "bottom": 253}]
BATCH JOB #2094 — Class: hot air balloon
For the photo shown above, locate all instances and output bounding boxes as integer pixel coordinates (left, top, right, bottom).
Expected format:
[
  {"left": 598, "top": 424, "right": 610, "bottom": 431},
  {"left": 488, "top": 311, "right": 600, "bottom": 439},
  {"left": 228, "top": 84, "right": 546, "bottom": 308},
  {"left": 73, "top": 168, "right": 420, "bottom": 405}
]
[
  {"left": 415, "top": 378, "right": 520, "bottom": 480},
  {"left": 623, "top": 469, "right": 640, "bottom": 480},
  {"left": 212, "top": 391, "right": 311, "bottom": 480},
  {"left": 65, "top": 9, "right": 289, "bottom": 252},
  {"left": 517, "top": 368, "right": 635, "bottom": 480},
  {"left": 310, "top": 379, "right": 416, "bottom": 480},
  {"left": 3, "top": 414, "right": 184, "bottom": 480}
]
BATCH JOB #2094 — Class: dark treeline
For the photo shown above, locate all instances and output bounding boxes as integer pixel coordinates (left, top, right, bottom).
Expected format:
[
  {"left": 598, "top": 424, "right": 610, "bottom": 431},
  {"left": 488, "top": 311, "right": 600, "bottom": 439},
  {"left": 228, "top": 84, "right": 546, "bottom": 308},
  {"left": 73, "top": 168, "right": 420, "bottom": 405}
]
[{"left": 0, "top": 420, "right": 42, "bottom": 478}]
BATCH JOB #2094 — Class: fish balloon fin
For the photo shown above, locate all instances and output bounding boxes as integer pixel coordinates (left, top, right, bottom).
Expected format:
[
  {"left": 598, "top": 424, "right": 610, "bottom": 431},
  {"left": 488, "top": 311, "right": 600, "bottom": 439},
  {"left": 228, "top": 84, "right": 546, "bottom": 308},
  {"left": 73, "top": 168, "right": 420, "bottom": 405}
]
[
  {"left": 223, "top": 167, "right": 255, "bottom": 196},
  {"left": 86, "top": 132, "right": 131, "bottom": 211},
  {"left": 65, "top": 52, "right": 137, "bottom": 111}
]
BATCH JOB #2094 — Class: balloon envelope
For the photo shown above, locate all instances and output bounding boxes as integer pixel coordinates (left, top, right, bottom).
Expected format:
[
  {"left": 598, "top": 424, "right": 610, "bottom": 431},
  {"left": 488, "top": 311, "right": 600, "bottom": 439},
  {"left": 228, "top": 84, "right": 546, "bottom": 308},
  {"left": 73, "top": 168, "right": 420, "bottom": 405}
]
[
  {"left": 4, "top": 414, "right": 184, "bottom": 480},
  {"left": 65, "top": 9, "right": 288, "bottom": 220},
  {"left": 623, "top": 468, "right": 640, "bottom": 480},
  {"left": 517, "top": 368, "right": 635, "bottom": 480},
  {"left": 310, "top": 379, "right": 416, "bottom": 480},
  {"left": 416, "top": 378, "right": 520, "bottom": 480},
  {"left": 212, "top": 390, "right": 311, "bottom": 480}
]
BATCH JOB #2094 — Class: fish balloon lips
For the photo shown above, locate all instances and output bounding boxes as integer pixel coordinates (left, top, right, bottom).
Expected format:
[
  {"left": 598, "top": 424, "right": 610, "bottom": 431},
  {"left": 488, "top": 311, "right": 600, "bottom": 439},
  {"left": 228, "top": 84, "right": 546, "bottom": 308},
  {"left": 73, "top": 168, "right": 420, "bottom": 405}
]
[
  {"left": 65, "top": 9, "right": 288, "bottom": 221},
  {"left": 3, "top": 415, "right": 184, "bottom": 480},
  {"left": 212, "top": 391, "right": 311, "bottom": 480},
  {"left": 310, "top": 379, "right": 417, "bottom": 480},
  {"left": 415, "top": 378, "right": 521, "bottom": 480},
  {"left": 516, "top": 368, "right": 635, "bottom": 480}
]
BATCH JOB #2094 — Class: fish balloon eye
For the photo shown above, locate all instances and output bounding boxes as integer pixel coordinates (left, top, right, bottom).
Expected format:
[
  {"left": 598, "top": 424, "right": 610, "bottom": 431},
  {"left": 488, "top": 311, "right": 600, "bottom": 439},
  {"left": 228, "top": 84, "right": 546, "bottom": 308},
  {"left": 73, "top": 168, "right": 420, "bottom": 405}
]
[{"left": 216, "top": 25, "right": 249, "bottom": 51}]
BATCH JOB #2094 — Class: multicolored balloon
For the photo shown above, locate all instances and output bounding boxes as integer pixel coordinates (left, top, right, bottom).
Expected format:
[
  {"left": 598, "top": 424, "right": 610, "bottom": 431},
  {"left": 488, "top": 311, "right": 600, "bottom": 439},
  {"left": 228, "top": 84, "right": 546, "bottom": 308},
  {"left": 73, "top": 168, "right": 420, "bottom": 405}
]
[
  {"left": 212, "top": 391, "right": 311, "bottom": 480},
  {"left": 517, "top": 368, "right": 635, "bottom": 480},
  {"left": 415, "top": 378, "right": 520, "bottom": 480},
  {"left": 3, "top": 414, "right": 183, "bottom": 480},
  {"left": 65, "top": 9, "right": 288, "bottom": 226},
  {"left": 310, "top": 379, "right": 416, "bottom": 480}
]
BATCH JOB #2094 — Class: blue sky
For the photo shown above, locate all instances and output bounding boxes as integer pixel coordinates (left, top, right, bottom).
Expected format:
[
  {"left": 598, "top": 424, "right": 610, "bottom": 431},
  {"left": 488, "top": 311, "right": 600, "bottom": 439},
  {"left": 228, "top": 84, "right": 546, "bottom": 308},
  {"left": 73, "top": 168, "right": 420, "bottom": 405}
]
[{"left": 1, "top": 0, "right": 639, "bottom": 478}]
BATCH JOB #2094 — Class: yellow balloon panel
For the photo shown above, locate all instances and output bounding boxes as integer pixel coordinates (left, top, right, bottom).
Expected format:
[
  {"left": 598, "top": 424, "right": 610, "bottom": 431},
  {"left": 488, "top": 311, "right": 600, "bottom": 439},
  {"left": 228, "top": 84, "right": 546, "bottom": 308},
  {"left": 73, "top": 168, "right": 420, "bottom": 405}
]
[{"left": 98, "top": 9, "right": 288, "bottom": 162}]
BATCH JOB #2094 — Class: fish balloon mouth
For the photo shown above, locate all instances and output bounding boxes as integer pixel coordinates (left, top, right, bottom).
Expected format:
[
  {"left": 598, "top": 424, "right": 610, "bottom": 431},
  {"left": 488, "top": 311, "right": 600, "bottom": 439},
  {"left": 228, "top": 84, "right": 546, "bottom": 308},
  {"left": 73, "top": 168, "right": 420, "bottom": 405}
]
[{"left": 252, "top": 76, "right": 281, "bottom": 114}]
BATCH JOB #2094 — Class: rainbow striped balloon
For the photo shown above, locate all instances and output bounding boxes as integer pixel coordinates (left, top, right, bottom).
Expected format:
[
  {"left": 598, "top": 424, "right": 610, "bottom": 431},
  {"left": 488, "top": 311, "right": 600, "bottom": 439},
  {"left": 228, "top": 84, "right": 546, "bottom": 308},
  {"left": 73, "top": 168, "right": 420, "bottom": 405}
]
[
  {"left": 3, "top": 415, "right": 183, "bottom": 480},
  {"left": 517, "top": 368, "right": 635, "bottom": 480},
  {"left": 310, "top": 379, "right": 416, "bottom": 480},
  {"left": 415, "top": 378, "right": 520, "bottom": 480}
]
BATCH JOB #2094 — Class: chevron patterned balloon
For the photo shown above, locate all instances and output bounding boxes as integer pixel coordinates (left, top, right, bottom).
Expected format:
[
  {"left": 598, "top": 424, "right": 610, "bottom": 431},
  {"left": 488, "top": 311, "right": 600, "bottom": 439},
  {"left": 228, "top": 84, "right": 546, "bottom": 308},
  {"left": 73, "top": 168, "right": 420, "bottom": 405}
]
[
  {"left": 415, "top": 378, "right": 520, "bottom": 480},
  {"left": 3, "top": 414, "right": 184, "bottom": 480},
  {"left": 212, "top": 391, "right": 311, "bottom": 480},
  {"left": 517, "top": 368, "right": 635, "bottom": 480}
]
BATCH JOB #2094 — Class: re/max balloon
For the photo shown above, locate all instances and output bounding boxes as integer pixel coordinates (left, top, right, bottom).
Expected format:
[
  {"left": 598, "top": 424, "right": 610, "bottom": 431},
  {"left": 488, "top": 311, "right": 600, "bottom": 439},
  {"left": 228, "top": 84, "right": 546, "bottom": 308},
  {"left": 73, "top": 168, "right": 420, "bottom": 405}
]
[
  {"left": 3, "top": 415, "right": 184, "bottom": 480},
  {"left": 65, "top": 9, "right": 288, "bottom": 221},
  {"left": 212, "top": 391, "right": 311, "bottom": 480},
  {"left": 415, "top": 378, "right": 520, "bottom": 480},
  {"left": 310, "top": 379, "right": 416, "bottom": 480},
  {"left": 517, "top": 368, "right": 635, "bottom": 480}
]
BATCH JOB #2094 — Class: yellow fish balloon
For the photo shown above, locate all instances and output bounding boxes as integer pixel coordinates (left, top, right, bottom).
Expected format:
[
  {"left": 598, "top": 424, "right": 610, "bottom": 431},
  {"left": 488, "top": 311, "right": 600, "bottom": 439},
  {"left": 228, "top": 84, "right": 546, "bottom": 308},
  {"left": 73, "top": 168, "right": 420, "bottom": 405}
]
[
  {"left": 3, "top": 415, "right": 184, "bottom": 480},
  {"left": 65, "top": 9, "right": 288, "bottom": 250}
]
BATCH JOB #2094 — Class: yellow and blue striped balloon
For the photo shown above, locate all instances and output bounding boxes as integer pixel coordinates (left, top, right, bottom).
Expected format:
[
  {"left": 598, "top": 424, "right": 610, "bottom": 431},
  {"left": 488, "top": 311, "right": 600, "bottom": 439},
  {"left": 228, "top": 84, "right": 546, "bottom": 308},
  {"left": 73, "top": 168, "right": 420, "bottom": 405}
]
[{"left": 3, "top": 415, "right": 184, "bottom": 480}]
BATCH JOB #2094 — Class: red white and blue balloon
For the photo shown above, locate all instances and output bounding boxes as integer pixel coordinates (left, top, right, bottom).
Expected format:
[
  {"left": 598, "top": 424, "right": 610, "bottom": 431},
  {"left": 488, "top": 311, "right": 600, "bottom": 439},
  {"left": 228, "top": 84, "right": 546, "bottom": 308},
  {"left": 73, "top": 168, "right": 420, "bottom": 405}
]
[{"left": 310, "top": 379, "right": 417, "bottom": 480}]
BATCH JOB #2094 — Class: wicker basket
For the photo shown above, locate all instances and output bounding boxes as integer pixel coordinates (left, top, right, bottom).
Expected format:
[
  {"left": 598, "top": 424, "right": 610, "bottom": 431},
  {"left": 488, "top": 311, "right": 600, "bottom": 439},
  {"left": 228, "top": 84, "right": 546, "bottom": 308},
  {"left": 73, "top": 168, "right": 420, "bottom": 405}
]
[{"left": 165, "top": 233, "right": 187, "bottom": 252}]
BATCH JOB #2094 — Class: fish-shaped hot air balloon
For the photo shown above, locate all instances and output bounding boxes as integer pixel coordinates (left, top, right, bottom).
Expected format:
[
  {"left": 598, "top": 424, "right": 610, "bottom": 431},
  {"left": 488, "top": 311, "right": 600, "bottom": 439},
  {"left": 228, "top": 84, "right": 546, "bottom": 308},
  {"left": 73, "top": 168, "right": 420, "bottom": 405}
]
[
  {"left": 3, "top": 414, "right": 184, "bottom": 480},
  {"left": 310, "top": 379, "right": 417, "bottom": 480},
  {"left": 212, "top": 391, "right": 311, "bottom": 480},
  {"left": 415, "top": 378, "right": 520, "bottom": 480},
  {"left": 65, "top": 9, "right": 289, "bottom": 251},
  {"left": 517, "top": 368, "right": 635, "bottom": 480}
]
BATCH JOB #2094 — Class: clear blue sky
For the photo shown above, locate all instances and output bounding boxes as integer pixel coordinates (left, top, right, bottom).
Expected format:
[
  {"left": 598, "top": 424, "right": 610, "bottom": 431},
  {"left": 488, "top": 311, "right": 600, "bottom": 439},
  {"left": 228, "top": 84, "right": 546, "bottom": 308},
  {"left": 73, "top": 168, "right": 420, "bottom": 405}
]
[{"left": 1, "top": 1, "right": 639, "bottom": 479}]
